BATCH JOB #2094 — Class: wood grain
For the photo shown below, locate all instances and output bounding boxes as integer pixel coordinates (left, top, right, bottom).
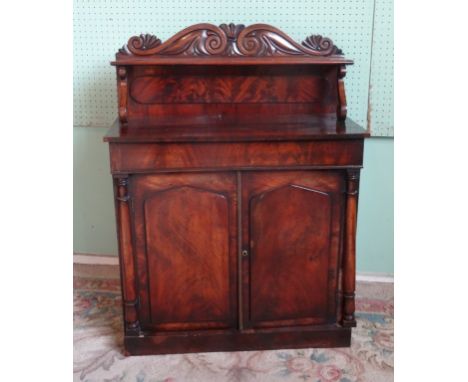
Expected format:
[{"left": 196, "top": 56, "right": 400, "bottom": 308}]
[
  {"left": 130, "top": 73, "right": 329, "bottom": 104},
  {"left": 241, "top": 171, "right": 344, "bottom": 330},
  {"left": 125, "top": 65, "right": 338, "bottom": 122},
  {"left": 130, "top": 173, "right": 238, "bottom": 331},
  {"left": 249, "top": 185, "right": 331, "bottom": 325},
  {"left": 109, "top": 140, "right": 364, "bottom": 173}
]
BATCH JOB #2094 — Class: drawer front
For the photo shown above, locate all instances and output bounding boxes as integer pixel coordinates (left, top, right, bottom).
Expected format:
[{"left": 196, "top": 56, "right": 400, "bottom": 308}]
[{"left": 109, "top": 140, "right": 364, "bottom": 173}]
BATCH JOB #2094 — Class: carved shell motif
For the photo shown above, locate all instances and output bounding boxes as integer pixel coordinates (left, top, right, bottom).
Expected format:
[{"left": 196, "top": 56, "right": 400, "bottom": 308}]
[
  {"left": 118, "top": 33, "right": 161, "bottom": 55},
  {"left": 117, "top": 23, "right": 343, "bottom": 58},
  {"left": 302, "top": 35, "right": 343, "bottom": 55}
]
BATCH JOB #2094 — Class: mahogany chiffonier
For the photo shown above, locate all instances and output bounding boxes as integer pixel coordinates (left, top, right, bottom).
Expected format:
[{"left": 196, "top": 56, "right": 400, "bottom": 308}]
[{"left": 104, "top": 23, "right": 369, "bottom": 356}]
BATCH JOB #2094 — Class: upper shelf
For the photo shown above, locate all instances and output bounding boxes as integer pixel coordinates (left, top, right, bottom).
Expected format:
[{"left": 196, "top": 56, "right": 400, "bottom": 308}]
[{"left": 112, "top": 23, "right": 353, "bottom": 66}]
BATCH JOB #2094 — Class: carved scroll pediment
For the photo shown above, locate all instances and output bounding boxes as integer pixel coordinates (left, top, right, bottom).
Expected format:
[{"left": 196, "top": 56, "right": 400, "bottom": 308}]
[{"left": 117, "top": 23, "right": 343, "bottom": 58}]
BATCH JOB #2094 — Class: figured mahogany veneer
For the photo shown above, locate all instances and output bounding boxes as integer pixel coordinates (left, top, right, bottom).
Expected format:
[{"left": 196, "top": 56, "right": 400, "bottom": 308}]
[{"left": 104, "top": 23, "right": 369, "bottom": 355}]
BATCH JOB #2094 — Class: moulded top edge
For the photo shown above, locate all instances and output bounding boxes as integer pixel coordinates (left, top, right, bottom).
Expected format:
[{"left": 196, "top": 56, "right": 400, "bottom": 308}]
[{"left": 110, "top": 57, "right": 354, "bottom": 66}]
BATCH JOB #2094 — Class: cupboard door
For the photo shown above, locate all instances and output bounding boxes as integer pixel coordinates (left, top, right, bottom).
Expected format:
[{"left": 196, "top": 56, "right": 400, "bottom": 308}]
[
  {"left": 241, "top": 171, "right": 344, "bottom": 329},
  {"left": 130, "top": 173, "right": 238, "bottom": 331}
]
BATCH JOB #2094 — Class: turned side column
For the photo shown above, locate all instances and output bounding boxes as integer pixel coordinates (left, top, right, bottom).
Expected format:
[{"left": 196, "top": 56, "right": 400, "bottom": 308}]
[
  {"left": 342, "top": 168, "right": 360, "bottom": 327},
  {"left": 115, "top": 176, "right": 140, "bottom": 335}
]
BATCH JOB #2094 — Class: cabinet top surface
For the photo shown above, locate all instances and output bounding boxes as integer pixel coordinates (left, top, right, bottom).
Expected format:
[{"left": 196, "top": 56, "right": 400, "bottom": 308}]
[
  {"left": 112, "top": 23, "right": 352, "bottom": 66},
  {"left": 104, "top": 116, "right": 368, "bottom": 143}
]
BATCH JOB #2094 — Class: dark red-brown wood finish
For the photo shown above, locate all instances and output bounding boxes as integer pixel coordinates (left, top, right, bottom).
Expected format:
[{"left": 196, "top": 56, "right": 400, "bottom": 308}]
[{"left": 104, "top": 23, "right": 369, "bottom": 355}]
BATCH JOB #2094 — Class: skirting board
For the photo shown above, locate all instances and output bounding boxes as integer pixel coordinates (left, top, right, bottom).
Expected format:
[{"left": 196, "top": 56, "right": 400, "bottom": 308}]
[
  {"left": 74, "top": 253, "right": 119, "bottom": 265},
  {"left": 73, "top": 253, "right": 394, "bottom": 283}
]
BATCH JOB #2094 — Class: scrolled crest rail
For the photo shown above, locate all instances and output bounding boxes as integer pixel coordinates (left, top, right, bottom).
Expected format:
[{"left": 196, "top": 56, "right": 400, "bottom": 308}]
[{"left": 117, "top": 23, "right": 343, "bottom": 58}]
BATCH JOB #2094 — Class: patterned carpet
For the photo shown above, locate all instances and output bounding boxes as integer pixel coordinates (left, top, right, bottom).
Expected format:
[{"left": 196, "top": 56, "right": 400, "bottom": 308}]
[{"left": 73, "top": 264, "right": 393, "bottom": 381}]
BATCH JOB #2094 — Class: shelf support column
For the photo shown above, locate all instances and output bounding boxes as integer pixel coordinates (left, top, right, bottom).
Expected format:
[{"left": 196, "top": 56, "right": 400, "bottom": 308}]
[{"left": 337, "top": 65, "right": 348, "bottom": 120}]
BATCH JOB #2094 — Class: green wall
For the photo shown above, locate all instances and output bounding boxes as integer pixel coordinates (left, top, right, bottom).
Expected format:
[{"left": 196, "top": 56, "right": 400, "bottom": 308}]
[
  {"left": 73, "top": 127, "right": 393, "bottom": 274},
  {"left": 74, "top": 127, "right": 117, "bottom": 255},
  {"left": 357, "top": 137, "right": 394, "bottom": 274}
]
